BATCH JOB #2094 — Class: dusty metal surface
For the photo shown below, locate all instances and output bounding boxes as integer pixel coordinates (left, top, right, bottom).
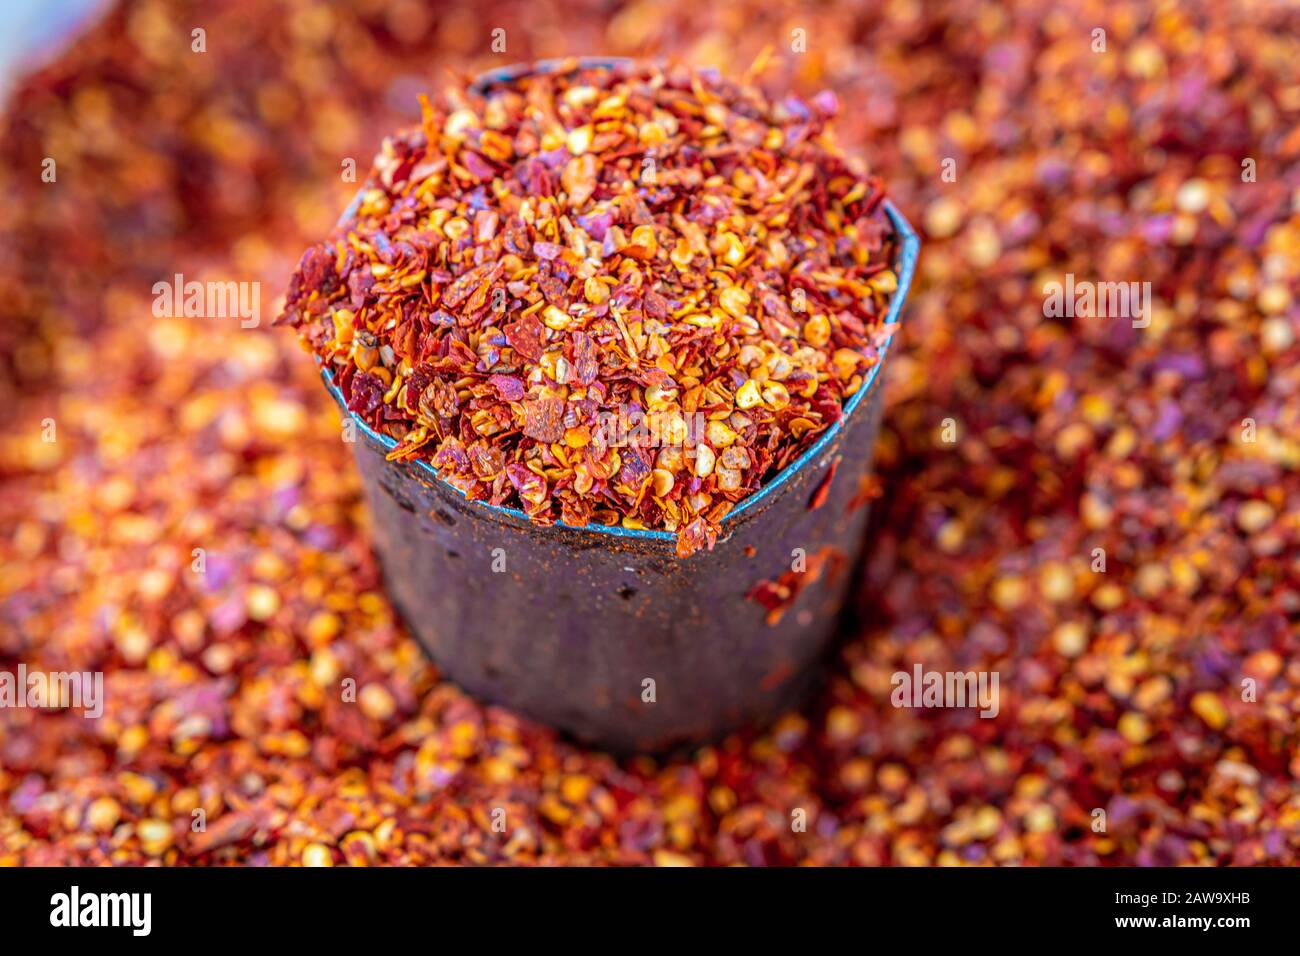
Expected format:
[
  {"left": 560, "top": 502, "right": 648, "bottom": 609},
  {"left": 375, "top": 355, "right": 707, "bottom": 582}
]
[
  {"left": 325, "top": 200, "right": 918, "bottom": 752},
  {"left": 350, "top": 370, "right": 886, "bottom": 753}
]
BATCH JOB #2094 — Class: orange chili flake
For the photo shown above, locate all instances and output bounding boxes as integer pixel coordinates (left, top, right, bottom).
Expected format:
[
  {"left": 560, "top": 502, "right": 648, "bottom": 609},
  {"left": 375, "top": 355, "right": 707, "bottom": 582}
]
[{"left": 807, "top": 457, "right": 840, "bottom": 511}]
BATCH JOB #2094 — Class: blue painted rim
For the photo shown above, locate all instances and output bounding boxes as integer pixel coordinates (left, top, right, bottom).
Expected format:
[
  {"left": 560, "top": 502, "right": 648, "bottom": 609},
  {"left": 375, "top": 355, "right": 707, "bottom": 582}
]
[{"left": 318, "top": 60, "right": 921, "bottom": 543}]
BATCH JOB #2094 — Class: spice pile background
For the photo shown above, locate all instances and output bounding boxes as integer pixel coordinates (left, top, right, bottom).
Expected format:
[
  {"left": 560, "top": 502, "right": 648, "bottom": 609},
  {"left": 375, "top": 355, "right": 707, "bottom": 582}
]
[{"left": 1, "top": 0, "right": 1298, "bottom": 865}]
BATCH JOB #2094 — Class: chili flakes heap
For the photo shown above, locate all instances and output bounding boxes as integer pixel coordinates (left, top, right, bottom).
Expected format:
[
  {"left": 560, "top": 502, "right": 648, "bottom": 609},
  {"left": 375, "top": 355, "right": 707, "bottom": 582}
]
[{"left": 277, "top": 61, "right": 897, "bottom": 556}]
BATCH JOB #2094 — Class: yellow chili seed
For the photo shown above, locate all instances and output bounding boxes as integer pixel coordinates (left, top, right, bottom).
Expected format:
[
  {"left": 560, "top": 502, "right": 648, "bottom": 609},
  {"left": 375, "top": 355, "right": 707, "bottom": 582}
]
[
  {"left": 443, "top": 218, "right": 470, "bottom": 241},
  {"left": 706, "top": 421, "right": 738, "bottom": 447},
  {"left": 804, "top": 314, "right": 831, "bottom": 347},
  {"left": 719, "top": 233, "right": 745, "bottom": 267},
  {"left": 331, "top": 309, "right": 355, "bottom": 345},
  {"left": 630, "top": 224, "right": 658, "bottom": 257},
  {"left": 566, "top": 124, "right": 594, "bottom": 155},
  {"left": 735, "top": 379, "right": 763, "bottom": 409},
  {"left": 761, "top": 381, "right": 790, "bottom": 409},
  {"left": 832, "top": 348, "right": 862, "bottom": 379},
  {"left": 715, "top": 466, "right": 743, "bottom": 492},
  {"left": 719, "top": 286, "right": 751, "bottom": 319},
  {"left": 694, "top": 444, "right": 716, "bottom": 478},
  {"left": 670, "top": 238, "right": 694, "bottom": 271},
  {"left": 869, "top": 270, "right": 898, "bottom": 294},
  {"left": 302, "top": 843, "right": 334, "bottom": 867},
  {"left": 542, "top": 305, "right": 571, "bottom": 330}
]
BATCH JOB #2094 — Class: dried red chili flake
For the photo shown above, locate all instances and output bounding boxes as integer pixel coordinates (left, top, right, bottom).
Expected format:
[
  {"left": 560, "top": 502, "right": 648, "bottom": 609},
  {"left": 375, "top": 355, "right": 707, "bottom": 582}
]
[
  {"left": 346, "top": 372, "right": 384, "bottom": 418},
  {"left": 421, "top": 379, "right": 460, "bottom": 417},
  {"left": 746, "top": 546, "right": 846, "bottom": 625},
  {"left": 278, "top": 60, "right": 897, "bottom": 556},
  {"left": 845, "top": 472, "right": 884, "bottom": 513},
  {"left": 489, "top": 374, "right": 526, "bottom": 402},
  {"left": 522, "top": 398, "right": 566, "bottom": 443},
  {"left": 568, "top": 332, "right": 600, "bottom": 386},
  {"left": 807, "top": 457, "right": 840, "bottom": 511},
  {"left": 504, "top": 314, "right": 547, "bottom": 362}
]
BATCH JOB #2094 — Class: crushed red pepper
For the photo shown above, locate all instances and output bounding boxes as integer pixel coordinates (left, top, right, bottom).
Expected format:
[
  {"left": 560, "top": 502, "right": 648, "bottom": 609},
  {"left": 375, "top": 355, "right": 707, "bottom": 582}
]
[
  {"left": 276, "top": 61, "right": 898, "bottom": 557},
  {"left": 1, "top": 0, "right": 1299, "bottom": 869},
  {"left": 747, "top": 545, "right": 847, "bottom": 626}
]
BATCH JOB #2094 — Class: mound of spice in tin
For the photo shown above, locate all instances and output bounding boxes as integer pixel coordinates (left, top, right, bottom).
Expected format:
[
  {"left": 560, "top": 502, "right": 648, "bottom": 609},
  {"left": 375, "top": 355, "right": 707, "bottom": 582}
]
[{"left": 278, "top": 59, "right": 897, "bottom": 557}]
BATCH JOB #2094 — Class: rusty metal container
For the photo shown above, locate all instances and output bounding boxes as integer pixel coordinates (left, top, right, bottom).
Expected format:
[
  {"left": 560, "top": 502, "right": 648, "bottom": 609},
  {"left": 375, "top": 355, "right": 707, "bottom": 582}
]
[{"left": 320, "top": 60, "right": 920, "bottom": 752}]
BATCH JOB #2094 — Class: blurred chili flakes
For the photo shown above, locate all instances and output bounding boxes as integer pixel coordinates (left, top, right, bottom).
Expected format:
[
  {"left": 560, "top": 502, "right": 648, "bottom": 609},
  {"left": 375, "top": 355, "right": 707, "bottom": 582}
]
[{"left": 1, "top": 0, "right": 1299, "bottom": 867}]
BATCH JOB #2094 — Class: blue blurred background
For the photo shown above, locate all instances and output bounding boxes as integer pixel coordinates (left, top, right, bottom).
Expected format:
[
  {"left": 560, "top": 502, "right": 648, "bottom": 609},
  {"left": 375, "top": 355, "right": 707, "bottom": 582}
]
[{"left": 0, "top": 0, "right": 103, "bottom": 99}]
